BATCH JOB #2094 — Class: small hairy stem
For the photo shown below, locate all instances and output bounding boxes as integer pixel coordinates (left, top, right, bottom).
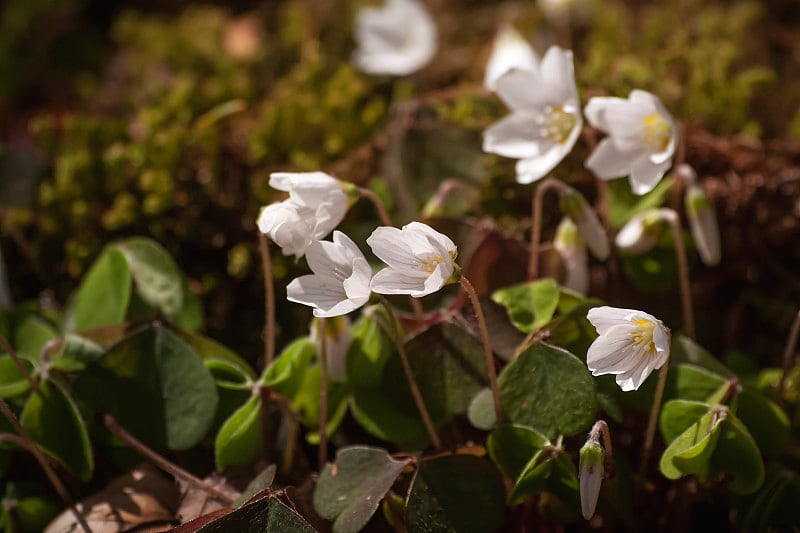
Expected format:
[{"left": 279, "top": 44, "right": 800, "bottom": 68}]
[
  {"left": 380, "top": 298, "right": 442, "bottom": 450},
  {"left": 103, "top": 414, "right": 234, "bottom": 506},
  {"left": 459, "top": 277, "right": 502, "bottom": 426},
  {"left": 640, "top": 364, "right": 669, "bottom": 477},
  {"left": 0, "top": 399, "right": 91, "bottom": 533},
  {"left": 528, "top": 178, "right": 567, "bottom": 281},
  {"left": 317, "top": 318, "right": 329, "bottom": 469},
  {"left": 589, "top": 420, "right": 615, "bottom": 479},
  {"left": 778, "top": 309, "right": 800, "bottom": 402},
  {"left": 258, "top": 233, "right": 276, "bottom": 366},
  {"left": 0, "top": 336, "right": 38, "bottom": 391},
  {"left": 282, "top": 412, "right": 300, "bottom": 477},
  {"left": 663, "top": 210, "right": 695, "bottom": 338}
]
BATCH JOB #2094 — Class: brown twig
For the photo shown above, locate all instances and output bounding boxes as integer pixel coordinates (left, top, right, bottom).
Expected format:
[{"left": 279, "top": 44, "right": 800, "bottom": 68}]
[
  {"left": 258, "top": 233, "right": 276, "bottom": 366},
  {"left": 528, "top": 178, "right": 568, "bottom": 280},
  {"left": 103, "top": 414, "right": 234, "bottom": 506},
  {"left": 0, "top": 336, "right": 38, "bottom": 391},
  {"left": 662, "top": 209, "right": 695, "bottom": 338},
  {"left": 380, "top": 298, "right": 442, "bottom": 449}
]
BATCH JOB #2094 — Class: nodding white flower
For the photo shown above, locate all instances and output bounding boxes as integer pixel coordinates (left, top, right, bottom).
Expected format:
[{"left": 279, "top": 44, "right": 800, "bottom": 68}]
[
  {"left": 584, "top": 89, "right": 677, "bottom": 195},
  {"left": 367, "top": 222, "right": 460, "bottom": 297},
  {"left": 484, "top": 24, "right": 538, "bottom": 92},
  {"left": 579, "top": 439, "right": 604, "bottom": 520},
  {"left": 586, "top": 306, "right": 670, "bottom": 391},
  {"left": 558, "top": 185, "right": 610, "bottom": 260},
  {"left": 614, "top": 208, "right": 669, "bottom": 255},
  {"left": 679, "top": 165, "right": 721, "bottom": 267},
  {"left": 352, "top": 0, "right": 437, "bottom": 76},
  {"left": 286, "top": 231, "right": 372, "bottom": 317},
  {"left": 310, "top": 315, "right": 353, "bottom": 382},
  {"left": 258, "top": 172, "right": 352, "bottom": 258},
  {"left": 483, "top": 46, "right": 582, "bottom": 184},
  {"left": 554, "top": 218, "right": 589, "bottom": 295}
]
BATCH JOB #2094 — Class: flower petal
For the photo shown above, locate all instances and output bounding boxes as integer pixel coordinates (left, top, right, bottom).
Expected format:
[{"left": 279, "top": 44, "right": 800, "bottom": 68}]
[
  {"left": 628, "top": 155, "right": 671, "bottom": 195},
  {"left": 287, "top": 275, "right": 348, "bottom": 313},
  {"left": 367, "top": 227, "right": 421, "bottom": 270},
  {"left": 370, "top": 267, "right": 427, "bottom": 295},
  {"left": 483, "top": 111, "right": 553, "bottom": 159},
  {"left": 586, "top": 306, "right": 638, "bottom": 334},
  {"left": 585, "top": 138, "right": 638, "bottom": 180},
  {"left": 484, "top": 25, "right": 538, "bottom": 91}
]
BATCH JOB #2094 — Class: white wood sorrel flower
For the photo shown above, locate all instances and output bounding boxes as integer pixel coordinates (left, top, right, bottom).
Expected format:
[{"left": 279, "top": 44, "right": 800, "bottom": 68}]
[
  {"left": 586, "top": 306, "right": 670, "bottom": 391},
  {"left": 286, "top": 231, "right": 372, "bottom": 317},
  {"left": 257, "top": 172, "right": 354, "bottom": 258},
  {"left": 484, "top": 24, "right": 538, "bottom": 91},
  {"left": 352, "top": 0, "right": 437, "bottom": 76},
  {"left": 483, "top": 46, "right": 582, "bottom": 184},
  {"left": 584, "top": 89, "right": 676, "bottom": 195},
  {"left": 367, "top": 221, "right": 459, "bottom": 297}
]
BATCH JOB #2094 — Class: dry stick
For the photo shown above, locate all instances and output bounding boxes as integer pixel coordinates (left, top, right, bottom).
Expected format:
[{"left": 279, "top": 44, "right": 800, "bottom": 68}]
[
  {"left": 528, "top": 178, "right": 567, "bottom": 281},
  {"left": 258, "top": 233, "right": 276, "bottom": 366},
  {"left": 380, "top": 298, "right": 442, "bottom": 450},
  {"left": 103, "top": 414, "right": 234, "bottom": 506},
  {"left": 778, "top": 309, "right": 800, "bottom": 402},
  {"left": 358, "top": 187, "right": 425, "bottom": 320},
  {"left": 459, "top": 277, "right": 502, "bottom": 426},
  {"left": 0, "top": 399, "right": 92, "bottom": 533},
  {"left": 317, "top": 317, "right": 329, "bottom": 469},
  {"left": 0, "top": 336, "right": 37, "bottom": 391}
]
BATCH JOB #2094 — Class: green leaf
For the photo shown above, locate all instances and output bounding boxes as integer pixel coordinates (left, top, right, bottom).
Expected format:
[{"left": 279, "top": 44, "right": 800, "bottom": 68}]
[
  {"left": 291, "top": 364, "right": 349, "bottom": 444},
  {"left": 314, "top": 446, "right": 410, "bottom": 533},
  {"left": 206, "top": 359, "right": 253, "bottom": 390},
  {"left": 196, "top": 497, "right": 316, "bottom": 532},
  {"left": 48, "top": 334, "right": 104, "bottom": 372},
  {"left": 659, "top": 407, "right": 722, "bottom": 480},
  {"left": 667, "top": 364, "right": 728, "bottom": 403},
  {"left": 74, "top": 325, "right": 218, "bottom": 450},
  {"left": 491, "top": 279, "right": 560, "bottom": 333},
  {"left": 12, "top": 497, "right": 61, "bottom": 533},
  {"left": 607, "top": 176, "right": 674, "bottom": 228},
  {"left": 176, "top": 329, "right": 255, "bottom": 380},
  {"left": 735, "top": 388, "right": 790, "bottom": 454},
  {"left": 509, "top": 449, "right": 555, "bottom": 505},
  {"left": 406, "top": 454, "right": 505, "bottom": 533},
  {"left": 547, "top": 298, "right": 603, "bottom": 358},
  {"left": 21, "top": 378, "right": 94, "bottom": 480},
  {"left": 346, "top": 312, "right": 393, "bottom": 389},
  {"left": 215, "top": 394, "right": 262, "bottom": 471},
  {"left": 740, "top": 466, "right": 800, "bottom": 531},
  {"left": 466, "top": 387, "right": 497, "bottom": 431},
  {"left": 0, "top": 355, "right": 35, "bottom": 398},
  {"left": 115, "top": 237, "right": 184, "bottom": 317},
  {"left": 233, "top": 464, "right": 277, "bottom": 508},
  {"left": 498, "top": 342, "right": 596, "bottom": 438},
  {"left": 671, "top": 334, "right": 734, "bottom": 378},
  {"left": 262, "top": 338, "right": 316, "bottom": 396},
  {"left": 487, "top": 424, "right": 550, "bottom": 480},
  {"left": 350, "top": 387, "right": 426, "bottom": 447},
  {"left": 712, "top": 415, "right": 764, "bottom": 494},
  {"left": 71, "top": 247, "right": 132, "bottom": 331},
  {"left": 659, "top": 399, "right": 711, "bottom": 443},
  {"left": 172, "top": 277, "right": 204, "bottom": 332}
]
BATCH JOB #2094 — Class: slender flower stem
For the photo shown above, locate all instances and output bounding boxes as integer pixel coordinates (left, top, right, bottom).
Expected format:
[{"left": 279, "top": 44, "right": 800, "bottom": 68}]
[
  {"left": 639, "top": 363, "right": 669, "bottom": 477},
  {"left": 423, "top": 179, "right": 484, "bottom": 218},
  {"left": 0, "top": 336, "right": 38, "bottom": 391},
  {"left": 358, "top": 187, "right": 424, "bottom": 320},
  {"left": 529, "top": 178, "right": 567, "bottom": 280},
  {"left": 103, "top": 414, "right": 234, "bottom": 505},
  {"left": 778, "top": 309, "right": 800, "bottom": 402},
  {"left": 380, "top": 298, "right": 442, "bottom": 449},
  {"left": 317, "top": 318, "right": 329, "bottom": 469},
  {"left": 0, "top": 399, "right": 91, "bottom": 533},
  {"left": 459, "top": 277, "right": 502, "bottom": 426},
  {"left": 258, "top": 233, "right": 276, "bottom": 366},
  {"left": 662, "top": 209, "right": 695, "bottom": 338}
]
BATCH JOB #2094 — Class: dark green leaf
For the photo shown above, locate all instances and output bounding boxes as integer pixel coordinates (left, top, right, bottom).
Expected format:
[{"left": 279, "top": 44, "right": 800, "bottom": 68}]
[
  {"left": 21, "top": 378, "right": 94, "bottom": 480},
  {"left": 291, "top": 363, "right": 349, "bottom": 444},
  {"left": 666, "top": 364, "right": 728, "bottom": 403},
  {"left": 346, "top": 313, "right": 393, "bottom": 389},
  {"left": 233, "top": 465, "right": 277, "bottom": 508},
  {"left": 498, "top": 342, "right": 596, "bottom": 438},
  {"left": 0, "top": 355, "right": 35, "bottom": 398},
  {"left": 71, "top": 247, "right": 132, "bottom": 331},
  {"left": 491, "top": 279, "right": 560, "bottom": 333},
  {"left": 115, "top": 237, "right": 184, "bottom": 317},
  {"left": 406, "top": 454, "right": 505, "bottom": 533},
  {"left": 48, "top": 334, "right": 104, "bottom": 372},
  {"left": 659, "top": 399, "right": 711, "bottom": 443},
  {"left": 262, "top": 338, "right": 316, "bottom": 396},
  {"left": 177, "top": 329, "right": 255, "bottom": 380},
  {"left": 350, "top": 387, "right": 426, "bottom": 447},
  {"left": 206, "top": 359, "right": 253, "bottom": 390},
  {"left": 314, "top": 446, "right": 410, "bottom": 533},
  {"left": 607, "top": 176, "right": 674, "bottom": 228},
  {"left": 508, "top": 449, "right": 553, "bottom": 504},
  {"left": 197, "top": 497, "right": 316, "bottom": 533},
  {"left": 74, "top": 326, "right": 218, "bottom": 450},
  {"left": 712, "top": 415, "right": 764, "bottom": 494},
  {"left": 735, "top": 388, "right": 790, "bottom": 454},
  {"left": 487, "top": 424, "right": 550, "bottom": 480},
  {"left": 671, "top": 334, "right": 734, "bottom": 378},
  {"left": 215, "top": 394, "right": 263, "bottom": 471},
  {"left": 466, "top": 387, "right": 496, "bottom": 431}
]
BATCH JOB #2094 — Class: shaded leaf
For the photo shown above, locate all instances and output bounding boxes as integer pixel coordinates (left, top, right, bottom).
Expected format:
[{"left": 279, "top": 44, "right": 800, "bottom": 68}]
[
  {"left": 659, "top": 399, "right": 711, "bottom": 443},
  {"left": 195, "top": 497, "right": 316, "bottom": 533},
  {"left": 346, "top": 312, "right": 393, "bottom": 389},
  {"left": 607, "top": 176, "right": 674, "bottom": 228},
  {"left": 115, "top": 237, "right": 184, "bottom": 316},
  {"left": 233, "top": 465, "right": 277, "bottom": 508},
  {"left": 666, "top": 364, "right": 728, "bottom": 403},
  {"left": 0, "top": 354, "right": 35, "bottom": 398},
  {"left": 262, "top": 338, "right": 316, "bottom": 396},
  {"left": 466, "top": 387, "right": 497, "bottom": 431},
  {"left": 178, "top": 329, "right": 255, "bottom": 380},
  {"left": 671, "top": 334, "right": 734, "bottom": 378},
  {"left": 350, "top": 387, "right": 426, "bottom": 447},
  {"left": 660, "top": 407, "right": 722, "bottom": 480},
  {"left": 47, "top": 334, "right": 105, "bottom": 372},
  {"left": 215, "top": 394, "right": 263, "bottom": 471},
  {"left": 735, "top": 388, "right": 790, "bottom": 454},
  {"left": 712, "top": 415, "right": 764, "bottom": 494},
  {"left": 314, "top": 446, "right": 409, "bottom": 533},
  {"left": 487, "top": 424, "right": 550, "bottom": 480},
  {"left": 491, "top": 279, "right": 560, "bottom": 334},
  {"left": 71, "top": 247, "right": 132, "bottom": 331}
]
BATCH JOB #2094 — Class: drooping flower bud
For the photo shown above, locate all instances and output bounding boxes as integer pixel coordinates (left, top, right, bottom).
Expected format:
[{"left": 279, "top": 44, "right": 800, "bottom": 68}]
[
  {"left": 558, "top": 186, "right": 609, "bottom": 260},
  {"left": 680, "top": 165, "right": 721, "bottom": 267},
  {"left": 579, "top": 420, "right": 613, "bottom": 520},
  {"left": 554, "top": 218, "right": 589, "bottom": 294},
  {"left": 615, "top": 209, "right": 668, "bottom": 255}
]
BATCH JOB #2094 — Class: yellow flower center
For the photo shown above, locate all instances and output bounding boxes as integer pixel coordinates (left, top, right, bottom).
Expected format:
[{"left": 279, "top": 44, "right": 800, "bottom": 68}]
[
  {"left": 423, "top": 254, "right": 445, "bottom": 274},
  {"left": 642, "top": 113, "right": 672, "bottom": 153},
  {"left": 632, "top": 318, "right": 657, "bottom": 356},
  {"left": 543, "top": 106, "right": 577, "bottom": 144}
]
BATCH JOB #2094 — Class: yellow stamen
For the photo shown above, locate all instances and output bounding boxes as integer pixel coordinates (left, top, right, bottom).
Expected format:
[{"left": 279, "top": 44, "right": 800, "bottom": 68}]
[
  {"left": 642, "top": 113, "right": 672, "bottom": 152},
  {"left": 543, "top": 106, "right": 577, "bottom": 144},
  {"left": 632, "top": 318, "right": 657, "bottom": 356}
]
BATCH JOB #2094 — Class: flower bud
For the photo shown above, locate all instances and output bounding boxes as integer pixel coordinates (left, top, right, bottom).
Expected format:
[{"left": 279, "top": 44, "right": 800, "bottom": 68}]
[
  {"left": 685, "top": 183, "right": 721, "bottom": 266},
  {"left": 310, "top": 315, "right": 353, "bottom": 383},
  {"left": 579, "top": 440, "right": 604, "bottom": 520},
  {"left": 615, "top": 209, "right": 667, "bottom": 255},
  {"left": 554, "top": 218, "right": 589, "bottom": 295},
  {"left": 484, "top": 24, "right": 538, "bottom": 91},
  {"left": 559, "top": 186, "right": 610, "bottom": 260}
]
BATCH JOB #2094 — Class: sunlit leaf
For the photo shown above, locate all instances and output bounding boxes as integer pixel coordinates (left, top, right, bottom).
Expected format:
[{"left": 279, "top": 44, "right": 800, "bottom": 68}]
[
  {"left": 491, "top": 279, "right": 560, "bottom": 333},
  {"left": 215, "top": 394, "right": 262, "bottom": 471},
  {"left": 115, "top": 237, "right": 184, "bottom": 317},
  {"left": 71, "top": 247, "right": 132, "bottom": 331}
]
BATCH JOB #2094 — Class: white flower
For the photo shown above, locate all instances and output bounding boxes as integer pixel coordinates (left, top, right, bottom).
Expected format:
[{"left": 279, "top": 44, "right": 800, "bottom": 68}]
[
  {"left": 554, "top": 218, "right": 589, "bottom": 295},
  {"left": 286, "top": 231, "right": 372, "bottom": 317},
  {"left": 367, "top": 221, "right": 459, "bottom": 297},
  {"left": 484, "top": 24, "right": 538, "bottom": 92},
  {"left": 614, "top": 208, "right": 668, "bottom": 255},
  {"left": 579, "top": 439, "right": 604, "bottom": 520},
  {"left": 310, "top": 315, "right": 353, "bottom": 382},
  {"left": 584, "top": 89, "right": 677, "bottom": 195},
  {"left": 586, "top": 306, "right": 670, "bottom": 391},
  {"left": 352, "top": 0, "right": 437, "bottom": 76},
  {"left": 679, "top": 165, "right": 721, "bottom": 267},
  {"left": 257, "top": 172, "right": 351, "bottom": 258},
  {"left": 483, "top": 47, "right": 583, "bottom": 184},
  {"left": 558, "top": 185, "right": 610, "bottom": 260}
]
